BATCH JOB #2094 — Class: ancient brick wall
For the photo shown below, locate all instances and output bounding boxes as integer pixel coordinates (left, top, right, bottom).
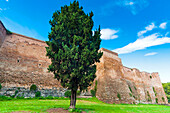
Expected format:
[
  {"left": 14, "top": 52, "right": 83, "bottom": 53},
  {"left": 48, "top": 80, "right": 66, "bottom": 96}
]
[
  {"left": 95, "top": 48, "right": 168, "bottom": 104},
  {"left": 0, "top": 21, "right": 6, "bottom": 47},
  {"left": 0, "top": 33, "right": 61, "bottom": 89},
  {"left": 0, "top": 22, "right": 168, "bottom": 104}
]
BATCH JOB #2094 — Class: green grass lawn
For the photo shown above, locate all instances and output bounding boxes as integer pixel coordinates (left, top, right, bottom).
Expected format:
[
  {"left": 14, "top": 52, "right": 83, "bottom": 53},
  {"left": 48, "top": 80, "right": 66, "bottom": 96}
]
[{"left": 0, "top": 97, "right": 170, "bottom": 113}]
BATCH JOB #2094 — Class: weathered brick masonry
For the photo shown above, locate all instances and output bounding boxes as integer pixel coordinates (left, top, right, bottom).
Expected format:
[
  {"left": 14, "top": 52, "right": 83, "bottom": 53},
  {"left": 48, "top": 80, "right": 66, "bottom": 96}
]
[{"left": 0, "top": 21, "right": 168, "bottom": 104}]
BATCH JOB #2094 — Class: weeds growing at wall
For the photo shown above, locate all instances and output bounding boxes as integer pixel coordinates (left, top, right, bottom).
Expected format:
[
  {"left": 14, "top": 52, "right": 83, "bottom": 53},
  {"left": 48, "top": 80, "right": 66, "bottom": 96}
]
[
  {"left": 147, "top": 91, "right": 152, "bottom": 102},
  {"left": 90, "top": 80, "right": 98, "bottom": 97},
  {"left": 153, "top": 87, "right": 157, "bottom": 96},
  {"left": 117, "top": 93, "right": 121, "bottom": 100}
]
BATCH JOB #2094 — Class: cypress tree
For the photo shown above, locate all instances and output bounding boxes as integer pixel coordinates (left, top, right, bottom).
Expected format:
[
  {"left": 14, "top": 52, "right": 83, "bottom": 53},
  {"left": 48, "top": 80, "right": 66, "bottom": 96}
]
[{"left": 46, "top": 0, "right": 102, "bottom": 109}]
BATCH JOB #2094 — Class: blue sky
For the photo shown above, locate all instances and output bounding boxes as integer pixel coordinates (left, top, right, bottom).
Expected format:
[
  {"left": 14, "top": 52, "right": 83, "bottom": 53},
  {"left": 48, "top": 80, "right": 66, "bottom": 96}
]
[{"left": 0, "top": 0, "right": 170, "bottom": 83}]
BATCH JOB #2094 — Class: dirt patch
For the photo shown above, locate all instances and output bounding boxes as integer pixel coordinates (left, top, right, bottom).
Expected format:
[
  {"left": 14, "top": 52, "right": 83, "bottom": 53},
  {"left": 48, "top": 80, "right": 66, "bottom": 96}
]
[
  {"left": 78, "top": 100, "right": 97, "bottom": 104},
  {"left": 46, "top": 108, "right": 86, "bottom": 113}
]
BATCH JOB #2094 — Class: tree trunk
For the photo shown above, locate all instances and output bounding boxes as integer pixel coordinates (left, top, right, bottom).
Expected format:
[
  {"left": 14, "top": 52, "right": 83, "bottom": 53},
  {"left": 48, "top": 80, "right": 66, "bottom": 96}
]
[{"left": 69, "top": 89, "right": 77, "bottom": 109}]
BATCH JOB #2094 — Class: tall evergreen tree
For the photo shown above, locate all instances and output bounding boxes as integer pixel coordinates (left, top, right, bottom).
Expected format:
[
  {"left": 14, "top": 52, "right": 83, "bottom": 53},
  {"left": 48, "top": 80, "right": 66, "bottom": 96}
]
[{"left": 46, "top": 1, "right": 102, "bottom": 109}]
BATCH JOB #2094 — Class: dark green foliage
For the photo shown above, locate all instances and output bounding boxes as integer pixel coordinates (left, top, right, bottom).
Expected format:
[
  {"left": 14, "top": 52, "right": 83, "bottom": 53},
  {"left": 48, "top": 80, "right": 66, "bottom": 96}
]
[
  {"left": 45, "top": 0, "right": 102, "bottom": 93},
  {"left": 6, "top": 29, "right": 12, "bottom": 35},
  {"left": 90, "top": 80, "right": 98, "bottom": 97},
  {"left": 129, "top": 93, "right": 132, "bottom": 97},
  {"left": 0, "top": 96, "right": 13, "bottom": 101},
  {"left": 16, "top": 96, "right": 24, "bottom": 99},
  {"left": 65, "top": 90, "right": 72, "bottom": 98},
  {"left": 0, "top": 83, "right": 2, "bottom": 90},
  {"left": 35, "top": 91, "right": 41, "bottom": 97},
  {"left": 162, "top": 82, "right": 170, "bottom": 103},
  {"left": 134, "top": 86, "right": 137, "bottom": 90},
  {"left": 90, "top": 90, "right": 96, "bottom": 97},
  {"left": 129, "top": 86, "right": 132, "bottom": 93},
  {"left": 30, "top": 84, "right": 37, "bottom": 91},
  {"left": 94, "top": 81, "right": 98, "bottom": 95},
  {"left": 162, "top": 97, "right": 165, "bottom": 102},
  {"left": 117, "top": 93, "right": 121, "bottom": 100},
  {"left": 77, "top": 90, "right": 81, "bottom": 96},
  {"left": 15, "top": 90, "right": 19, "bottom": 96},
  {"left": 147, "top": 91, "right": 152, "bottom": 102},
  {"left": 153, "top": 87, "right": 157, "bottom": 96},
  {"left": 167, "top": 95, "right": 170, "bottom": 103},
  {"left": 156, "top": 98, "right": 158, "bottom": 103}
]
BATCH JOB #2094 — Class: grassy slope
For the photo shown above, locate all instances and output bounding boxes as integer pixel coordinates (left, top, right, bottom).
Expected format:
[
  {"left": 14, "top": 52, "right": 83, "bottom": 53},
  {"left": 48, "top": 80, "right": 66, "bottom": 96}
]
[{"left": 0, "top": 98, "right": 170, "bottom": 113}]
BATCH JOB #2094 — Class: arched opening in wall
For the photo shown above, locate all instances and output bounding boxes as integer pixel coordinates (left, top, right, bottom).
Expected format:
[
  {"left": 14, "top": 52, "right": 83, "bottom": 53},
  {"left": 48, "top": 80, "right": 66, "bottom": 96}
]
[
  {"left": 150, "top": 76, "right": 152, "bottom": 79},
  {"left": 17, "top": 59, "right": 20, "bottom": 63}
]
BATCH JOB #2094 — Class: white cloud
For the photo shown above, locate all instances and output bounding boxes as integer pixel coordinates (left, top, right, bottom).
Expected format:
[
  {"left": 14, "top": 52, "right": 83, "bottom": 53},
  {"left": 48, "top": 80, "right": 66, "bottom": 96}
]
[
  {"left": 113, "top": 33, "right": 170, "bottom": 54},
  {"left": 144, "top": 52, "right": 157, "bottom": 56},
  {"left": 159, "top": 22, "right": 167, "bottom": 29},
  {"left": 6, "top": 0, "right": 9, "bottom": 2},
  {"left": 0, "top": 8, "right": 2, "bottom": 11},
  {"left": 138, "top": 23, "right": 156, "bottom": 37},
  {"left": 100, "top": 29, "right": 119, "bottom": 40}
]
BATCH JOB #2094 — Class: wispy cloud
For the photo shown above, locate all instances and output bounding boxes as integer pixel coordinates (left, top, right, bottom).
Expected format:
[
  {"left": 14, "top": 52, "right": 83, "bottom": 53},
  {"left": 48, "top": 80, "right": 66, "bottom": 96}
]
[
  {"left": 116, "top": 0, "right": 149, "bottom": 15},
  {"left": 6, "top": 0, "right": 9, "bottom": 2},
  {"left": 101, "top": 0, "right": 149, "bottom": 16},
  {"left": 144, "top": 52, "right": 157, "bottom": 56},
  {"left": 137, "top": 23, "right": 156, "bottom": 37},
  {"left": 159, "top": 22, "right": 167, "bottom": 29},
  {"left": 113, "top": 33, "right": 170, "bottom": 54},
  {"left": 113, "top": 22, "right": 170, "bottom": 54},
  {"left": 100, "top": 29, "right": 119, "bottom": 40}
]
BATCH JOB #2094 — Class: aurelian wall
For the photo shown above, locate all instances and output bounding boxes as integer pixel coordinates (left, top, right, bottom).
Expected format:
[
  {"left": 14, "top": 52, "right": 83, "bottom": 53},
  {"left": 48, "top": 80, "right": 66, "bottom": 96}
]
[
  {"left": 95, "top": 48, "right": 168, "bottom": 104},
  {"left": 0, "top": 33, "right": 61, "bottom": 89},
  {"left": 0, "top": 22, "right": 168, "bottom": 104}
]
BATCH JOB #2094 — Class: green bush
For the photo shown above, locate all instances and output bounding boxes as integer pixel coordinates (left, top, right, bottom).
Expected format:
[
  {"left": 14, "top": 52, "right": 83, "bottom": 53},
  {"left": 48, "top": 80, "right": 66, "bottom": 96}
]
[
  {"left": 16, "top": 96, "right": 24, "bottom": 99},
  {"left": 0, "top": 83, "right": 2, "bottom": 90},
  {"left": 156, "top": 98, "right": 158, "bottom": 103},
  {"left": 30, "top": 84, "right": 37, "bottom": 91},
  {"left": 35, "top": 91, "right": 41, "bottom": 97},
  {"left": 162, "top": 97, "right": 165, "bottom": 102},
  {"left": 91, "top": 90, "right": 96, "bottom": 97},
  {"left": 64, "top": 90, "right": 71, "bottom": 98},
  {"left": 46, "top": 96, "right": 54, "bottom": 99},
  {"left": 147, "top": 91, "right": 152, "bottom": 102},
  {"left": 90, "top": 80, "right": 98, "bottom": 97},
  {"left": 0, "top": 96, "right": 13, "bottom": 101},
  {"left": 167, "top": 95, "right": 170, "bottom": 103},
  {"left": 15, "top": 90, "right": 19, "bottom": 96},
  {"left": 117, "top": 93, "right": 121, "bottom": 100}
]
